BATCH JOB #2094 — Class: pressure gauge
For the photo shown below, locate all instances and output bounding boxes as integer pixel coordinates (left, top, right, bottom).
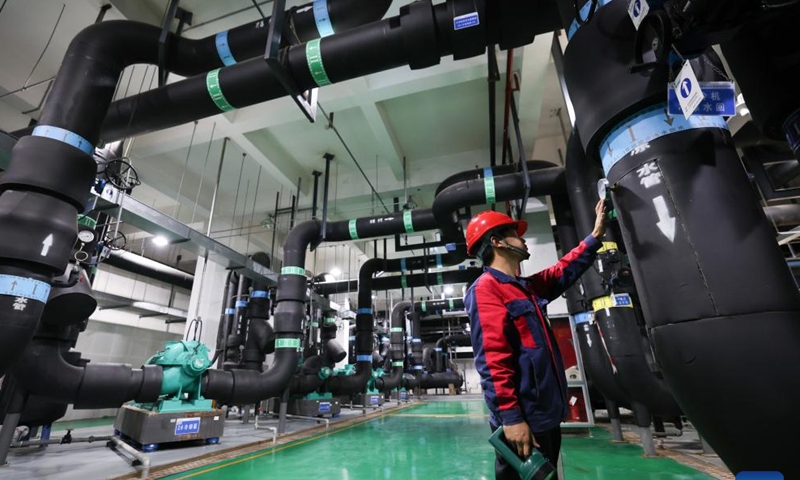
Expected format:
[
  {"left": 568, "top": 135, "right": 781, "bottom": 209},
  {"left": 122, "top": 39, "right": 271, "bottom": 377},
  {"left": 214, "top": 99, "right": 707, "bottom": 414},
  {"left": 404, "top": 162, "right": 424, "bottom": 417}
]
[
  {"left": 78, "top": 230, "right": 96, "bottom": 243},
  {"left": 597, "top": 178, "right": 610, "bottom": 200}
]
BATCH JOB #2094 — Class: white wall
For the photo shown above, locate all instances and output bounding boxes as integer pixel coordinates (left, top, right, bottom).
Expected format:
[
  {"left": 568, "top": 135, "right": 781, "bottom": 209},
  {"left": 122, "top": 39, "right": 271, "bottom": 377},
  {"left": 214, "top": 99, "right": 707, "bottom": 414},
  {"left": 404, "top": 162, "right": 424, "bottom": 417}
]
[{"left": 454, "top": 358, "right": 482, "bottom": 394}]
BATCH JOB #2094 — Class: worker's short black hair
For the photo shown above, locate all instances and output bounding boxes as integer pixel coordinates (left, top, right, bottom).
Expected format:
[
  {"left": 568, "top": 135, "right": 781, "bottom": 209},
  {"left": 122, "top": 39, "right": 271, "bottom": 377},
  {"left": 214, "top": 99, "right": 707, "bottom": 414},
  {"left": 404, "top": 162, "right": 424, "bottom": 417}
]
[{"left": 476, "top": 226, "right": 517, "bottom": 266}]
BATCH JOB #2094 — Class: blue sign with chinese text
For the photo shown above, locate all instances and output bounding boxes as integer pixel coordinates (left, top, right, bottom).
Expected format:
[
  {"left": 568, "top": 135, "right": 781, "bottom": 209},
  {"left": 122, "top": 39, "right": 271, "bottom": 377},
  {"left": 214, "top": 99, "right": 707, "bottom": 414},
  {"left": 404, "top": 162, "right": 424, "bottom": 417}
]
[
  {"left": 453, "top": 12, "right": 479, "bottom": 30},
  {"left": 668, "top": 81, "right": 736, "bottom": 117},
  {"left": 174, "top": 417, "right": 201, "bottom": 436}
]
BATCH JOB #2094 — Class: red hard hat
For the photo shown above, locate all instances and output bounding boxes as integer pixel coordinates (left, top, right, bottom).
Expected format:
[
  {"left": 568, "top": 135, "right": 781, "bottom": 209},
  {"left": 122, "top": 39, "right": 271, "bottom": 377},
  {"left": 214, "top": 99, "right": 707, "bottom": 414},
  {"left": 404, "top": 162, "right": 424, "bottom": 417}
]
[{"left": 465, "top": 211, "right": 527, "bottom": 256}]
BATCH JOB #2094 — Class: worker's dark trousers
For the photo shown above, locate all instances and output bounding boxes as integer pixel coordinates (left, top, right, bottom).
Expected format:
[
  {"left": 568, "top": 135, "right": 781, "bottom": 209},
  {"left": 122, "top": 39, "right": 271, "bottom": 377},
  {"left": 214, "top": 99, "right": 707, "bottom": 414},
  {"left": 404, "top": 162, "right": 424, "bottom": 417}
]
[{"left": 490, "top": 423, "right": 561, "bottom": 480}]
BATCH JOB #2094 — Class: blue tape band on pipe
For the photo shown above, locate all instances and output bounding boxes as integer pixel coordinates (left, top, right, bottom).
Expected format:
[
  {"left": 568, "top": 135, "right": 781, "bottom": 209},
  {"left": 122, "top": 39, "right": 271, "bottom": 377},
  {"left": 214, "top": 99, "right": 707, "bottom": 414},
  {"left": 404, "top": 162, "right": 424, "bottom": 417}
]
[
  {"left": 400, "top": 258, "right": 407, "bottom": 272},
  {"left": 434, "top": 347, "right": 443, "bottom": 352},
  {"left": 32, "top": 125, "right": 94, "bottom": 156},
  {"left": 312, "top": 0, "right": 334, "bottom": 37},
  {"left": 251, "top": 290, "right": 268, "bottom": 298},
  {"left": 225, "top": 308, "right": 235, "bottom": 315},
  {"left": 0, "top": 275, "right": 50, "bottom": 303},
  {"left": 357, "top": 308, "right": 372, "bottom": 315},
  {"left": 356, "top": 355, "right": 372, "bottom": 362},
  {"left": 599, "top": 103, "right": 729, "bottom": 175},
  {"left": 349, "top": 336, "right": 356, "bottom": 341},
  {"left": 567, "top": 0, "right": 614, "bottom": 40},
  {"left": 235, "top": 300, "right": 248, "bottom": 308},
  {"left": 411, "top": 339, "right": 422, "bottom": 344},
  {"left": 412, "top": 365, "right": 424, "bottom": 370},
  {"left": 574, "top": 311, "right": 593, "bottom": 325},
  {"left": 436, "top": 254, "right": 442, "bottom": 269},
  {"left": 215, "top": 31, "right": 236, "bottom": 66}
]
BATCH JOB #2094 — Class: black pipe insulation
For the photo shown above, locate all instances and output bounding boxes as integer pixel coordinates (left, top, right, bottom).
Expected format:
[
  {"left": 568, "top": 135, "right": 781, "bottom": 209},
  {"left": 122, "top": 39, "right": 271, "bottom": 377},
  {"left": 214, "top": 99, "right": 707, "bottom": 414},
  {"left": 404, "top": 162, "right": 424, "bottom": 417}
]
[
  {"left": 417, "top": 371, "right": 463, "bottom": 390},
  {"left": 103, "top": 250, "right": 194, "bottom": 291},
  {"left": 435, "top": 334, "right": 471, "bottom": 348},
  {"left": 11, "top": 338, "right": 161, "bottom": 408},
  {"left": 560, "top": 1, "right": 800, "bottom": 473},
  {"left": 243, "top": 252, "right": 275, "bottom": 371},
  {"left": 98, "top": 0, "right": 540, "bottom": 142},
  {"left": 202, "top": 221, "right": 321, "bottom": 404},
  {"left": 290, "top": 356, "right": 329, "bottom": 395},
  {"left": 320, "top": 314, "right": 346, "bottom": 365},
  {"left": 375, "top": 301, "right": 409, "bottom": 392},
  {"left": 315, "top": 268, "right": 482, "bottom": 296},
  {"left": 414, "top": 298, "right": 465, "bottom": 313},
  {"left": 432, "top": 166, "right": 566, "bottom": 240},
  {"left": 215, "top": 271, "right": 238, "bottom": 368},
  {"left": 410, "top": 311, "right": 424, "bottom": 373},
  {"left": 435, "top": 160, "right": 563, "bottom": 196}
]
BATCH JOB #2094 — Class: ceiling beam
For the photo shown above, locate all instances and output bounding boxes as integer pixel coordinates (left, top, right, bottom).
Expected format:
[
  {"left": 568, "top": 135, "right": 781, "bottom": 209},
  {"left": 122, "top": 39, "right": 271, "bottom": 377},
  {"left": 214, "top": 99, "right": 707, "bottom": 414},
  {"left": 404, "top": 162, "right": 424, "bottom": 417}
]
[
  {"left": 346, "top": 77, "right": 405, "bottom": 181},
  {"left": 517, "top": 32, "right": 555, "bottom": 160}
]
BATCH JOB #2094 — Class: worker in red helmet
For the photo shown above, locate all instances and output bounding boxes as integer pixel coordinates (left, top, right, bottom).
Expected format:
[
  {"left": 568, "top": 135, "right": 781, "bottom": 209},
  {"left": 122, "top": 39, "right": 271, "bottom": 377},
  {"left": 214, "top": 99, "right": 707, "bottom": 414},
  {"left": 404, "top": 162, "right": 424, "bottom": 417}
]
[{"left": 465, "top": 200, "right": 606, "bottom": 480}]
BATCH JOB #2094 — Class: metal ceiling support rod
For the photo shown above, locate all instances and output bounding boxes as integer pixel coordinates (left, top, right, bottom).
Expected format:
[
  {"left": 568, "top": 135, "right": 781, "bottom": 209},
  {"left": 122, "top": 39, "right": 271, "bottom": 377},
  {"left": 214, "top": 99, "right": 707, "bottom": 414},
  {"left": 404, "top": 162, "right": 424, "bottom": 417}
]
[
  {"left": 311, "top": 170, "right": 322, "bottom": 219},
  {"left": 207, "top": 137, "right": 229, "bottom": 236},
  {"left": 321, "top": 153, "right": 334, "bottom": 240}
]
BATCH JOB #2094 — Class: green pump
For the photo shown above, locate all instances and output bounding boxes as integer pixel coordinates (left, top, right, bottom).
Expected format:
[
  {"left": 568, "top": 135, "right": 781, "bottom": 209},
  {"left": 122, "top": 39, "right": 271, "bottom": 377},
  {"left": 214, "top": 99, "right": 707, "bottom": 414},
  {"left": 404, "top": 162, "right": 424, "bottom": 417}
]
[{"left": 135, "top": 340, "right": 214, "bottom": 413}]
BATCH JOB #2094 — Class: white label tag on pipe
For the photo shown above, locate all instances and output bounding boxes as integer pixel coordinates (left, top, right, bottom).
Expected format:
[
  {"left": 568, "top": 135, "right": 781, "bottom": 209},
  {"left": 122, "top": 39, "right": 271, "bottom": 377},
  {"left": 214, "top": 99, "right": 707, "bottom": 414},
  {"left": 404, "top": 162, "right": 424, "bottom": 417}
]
[
  {"left": 627, "top": 0, "right": 649, "bottom": 30},
  {"left": 674, "top": 61, "right": 705, "bottom": 119}
]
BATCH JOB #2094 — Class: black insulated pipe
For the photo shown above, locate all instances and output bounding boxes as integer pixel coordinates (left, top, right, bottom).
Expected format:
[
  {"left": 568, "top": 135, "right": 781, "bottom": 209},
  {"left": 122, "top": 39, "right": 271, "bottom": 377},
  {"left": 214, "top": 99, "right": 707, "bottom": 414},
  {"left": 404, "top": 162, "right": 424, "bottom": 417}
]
[
  {"left": 104, "top": 250, "right": 194, "bottom": 291},
  {"left": 202, "top": 222, "right": 320, "bottom": 404},
  {"left": 375, "top": 301, "right": 409, "bottom": 392},
  {"left": 99, "top": 0, "right": 539, "bottom": 142},
  {"left": 414, "top": 298, "right": 465, "bottom": 313},
  {"left": 560, "top": 1, "right": 800, "bottom": 473},
  {"left": 12, "top": 338, "right": 161, "bottom": 408},
  {"left": 315, "top": 268, "right": 482, "bottom": 296},
  {"left": 243, "top": 252, "right": 275, "bottom": 371}
]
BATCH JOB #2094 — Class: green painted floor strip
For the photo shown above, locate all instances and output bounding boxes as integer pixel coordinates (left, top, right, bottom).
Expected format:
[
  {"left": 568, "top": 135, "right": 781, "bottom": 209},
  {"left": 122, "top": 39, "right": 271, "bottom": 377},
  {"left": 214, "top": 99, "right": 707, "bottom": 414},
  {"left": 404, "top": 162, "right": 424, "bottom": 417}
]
[{"left": 160, "top": 401, "right": 716, "bottom": 480}]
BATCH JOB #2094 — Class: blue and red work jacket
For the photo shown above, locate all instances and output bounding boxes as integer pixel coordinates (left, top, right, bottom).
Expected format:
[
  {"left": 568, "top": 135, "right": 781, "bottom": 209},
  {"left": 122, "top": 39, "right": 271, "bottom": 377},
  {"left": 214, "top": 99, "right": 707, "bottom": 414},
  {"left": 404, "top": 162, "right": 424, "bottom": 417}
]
[{"left": 465, "top": 235, "right": 601, "bottom": 432}]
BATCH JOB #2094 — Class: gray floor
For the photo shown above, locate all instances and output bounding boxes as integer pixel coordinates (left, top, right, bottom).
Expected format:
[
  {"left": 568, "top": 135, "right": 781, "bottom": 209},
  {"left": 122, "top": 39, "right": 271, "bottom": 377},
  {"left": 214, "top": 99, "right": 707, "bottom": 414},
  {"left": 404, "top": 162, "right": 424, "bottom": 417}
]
[{"left": 0, "top": 399, "right": 409, "bottom": 480}]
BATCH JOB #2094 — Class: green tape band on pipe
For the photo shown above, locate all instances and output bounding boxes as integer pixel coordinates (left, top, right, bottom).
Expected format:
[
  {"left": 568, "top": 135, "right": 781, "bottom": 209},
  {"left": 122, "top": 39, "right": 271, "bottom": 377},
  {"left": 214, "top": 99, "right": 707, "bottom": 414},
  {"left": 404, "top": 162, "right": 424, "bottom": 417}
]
[
  {"left": 390, "top": 327, "right": 403, "bottom": 332},
  {"left": 483, "top": 167, "right": 496, "bottom": 204},
  {"left": 306, "top": 39, "right": 332, "bottom": 87},
  {"left": 281, "top": 266, "right": 306, "bottom": 276},
  {"left": 449, "top": 299, "right": 454, "bottom": 310},
  {"left": 401, "top": 275, "right": 407, "bottom": 289},
  {"left": 206, "top": 69, "right": 234, "bottom": 112},
  {"left": 437, "top": 272, "right": 444, "bottom": 285},
  {"left": 78, "top": 215, "right": 97, "bottom": 229},
  {"left": 348, "top": 219, "right": 359, "bottom": 239},
  {"left": 275, "top": 338, "right": 301, "bottom": 349},
  {"left": 310, "top": 322, "right": 319, "bottom": 328},
  {"left": 392, "top": 361, "right": 404, "bottom": 367},
  {"left": 421, "top": 302, "right": 427, "bottom": 313},
  {"left": 324, "top": 317, "right": 337, "bottom": 325},
  {"left": 403, "top": 211, "right": 414, "bottom": 233}
]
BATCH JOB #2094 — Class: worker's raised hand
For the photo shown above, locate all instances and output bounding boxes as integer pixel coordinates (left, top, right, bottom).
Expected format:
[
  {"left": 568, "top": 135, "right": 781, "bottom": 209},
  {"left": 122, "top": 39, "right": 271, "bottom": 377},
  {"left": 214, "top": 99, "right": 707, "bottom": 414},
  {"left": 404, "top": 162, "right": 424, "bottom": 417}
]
[
  {"left": 592, "top": 199, "right": 607, "bottom": 240},
  {"left": 503, "top": 421, "right": 540, "bottom": 459}
]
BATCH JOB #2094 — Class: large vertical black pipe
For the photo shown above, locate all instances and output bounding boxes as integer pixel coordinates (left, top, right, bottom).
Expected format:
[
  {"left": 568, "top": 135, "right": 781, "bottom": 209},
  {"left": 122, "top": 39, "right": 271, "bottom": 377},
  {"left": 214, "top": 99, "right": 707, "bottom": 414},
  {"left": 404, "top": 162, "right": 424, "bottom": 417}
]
[
  {"left": 243, "top": 252, "right": 275, "bottom": 372},
  {"left": 561, "top": 0, "right": 800, "bottom": 473},
  {"left": 375, "top": 301, "right": 409, "bottom": 392}
]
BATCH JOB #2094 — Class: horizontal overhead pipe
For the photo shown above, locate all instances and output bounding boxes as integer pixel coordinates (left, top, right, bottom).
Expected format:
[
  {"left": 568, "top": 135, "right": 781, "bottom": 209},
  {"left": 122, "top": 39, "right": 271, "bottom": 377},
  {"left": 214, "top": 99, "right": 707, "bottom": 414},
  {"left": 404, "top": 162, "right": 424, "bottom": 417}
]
[
  {"left": 417, "top": 371, "right": 463, "bottom": 390},
  {"left": 315, "top": 268, "right": 482, "bottom": 296},
  {"left": 414, "top": 297, "right": 465, "bottom": 313},
  {"left": 98, "top": 0, "right": 539, "bottom": 142},
  {"left": 763, "top": 204, "right": 800, "bottom": 227},
  {"left": 104, "top": 250, "right": 194, "bottom": 290},
  {"left": 435, "top": 160, "right": 562, "bottom": 196}
]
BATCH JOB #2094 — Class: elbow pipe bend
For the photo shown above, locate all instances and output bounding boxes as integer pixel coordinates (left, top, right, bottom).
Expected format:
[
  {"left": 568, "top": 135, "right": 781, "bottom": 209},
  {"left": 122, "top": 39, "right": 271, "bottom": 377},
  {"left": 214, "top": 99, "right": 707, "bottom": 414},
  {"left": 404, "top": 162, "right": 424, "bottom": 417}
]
[{"left": 13, "top": 340, "right": 162, "bottom": 409}]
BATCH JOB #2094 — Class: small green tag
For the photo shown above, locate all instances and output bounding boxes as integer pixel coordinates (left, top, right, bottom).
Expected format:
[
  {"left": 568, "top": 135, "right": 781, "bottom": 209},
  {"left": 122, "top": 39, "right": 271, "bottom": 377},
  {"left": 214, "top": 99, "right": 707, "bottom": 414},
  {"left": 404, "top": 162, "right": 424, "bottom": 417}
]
[
  {"left": 275, "top": 338, "right": 301, "bottom": 349},
  {"left": 401, "top": 275, "right": 407, "bottom": 289},
  {"left": 348, "top": 219, "right": 359, "bottom": 240},
  {"left": 281, "top": 266, "right": 306, "bottom": 276},
  {"left": 421, "top": 302, "right": 427, "bottom": 313},
  {"left": 484, "top": 175, "right": 496, "bottom": 204},
  {"left": 449, "top": 299, "right": 455, "bottom": 310},
  {"left": 403, "top": 211, "right": 414, "bottom": 233},
  {"left": 437, "top": 272, "right": 444, "bottom": 285},
  {"left": 392, "top": 361, "right": 404, "bottom": 367},
  {"left": 306, "top": 39, "right": 332, "bottom": 87},
  {"left": 390, "top": 327, "right": 403, "bottom": 332},
  {"left": 206, "top": 69, "right": 234, "bottom": 112}
]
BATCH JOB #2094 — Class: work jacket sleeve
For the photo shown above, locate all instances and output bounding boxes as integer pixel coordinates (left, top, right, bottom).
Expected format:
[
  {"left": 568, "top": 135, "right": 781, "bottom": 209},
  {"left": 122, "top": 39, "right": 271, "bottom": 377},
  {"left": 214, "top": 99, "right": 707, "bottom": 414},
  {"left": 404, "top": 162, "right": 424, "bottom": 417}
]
[
  {"left": 526, "top": 235, "right": 602, "bottom": 302},
  {"left": 469, "top": 279, "right": 525, "bottom": 425}
]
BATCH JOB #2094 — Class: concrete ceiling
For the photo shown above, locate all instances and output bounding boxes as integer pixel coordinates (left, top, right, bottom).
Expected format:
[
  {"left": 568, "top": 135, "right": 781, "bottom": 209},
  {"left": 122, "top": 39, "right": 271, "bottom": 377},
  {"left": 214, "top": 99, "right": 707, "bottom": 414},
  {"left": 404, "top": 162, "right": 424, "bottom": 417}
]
[{"left": 0, "top": 0, "right": 570, "bottom": 294}]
